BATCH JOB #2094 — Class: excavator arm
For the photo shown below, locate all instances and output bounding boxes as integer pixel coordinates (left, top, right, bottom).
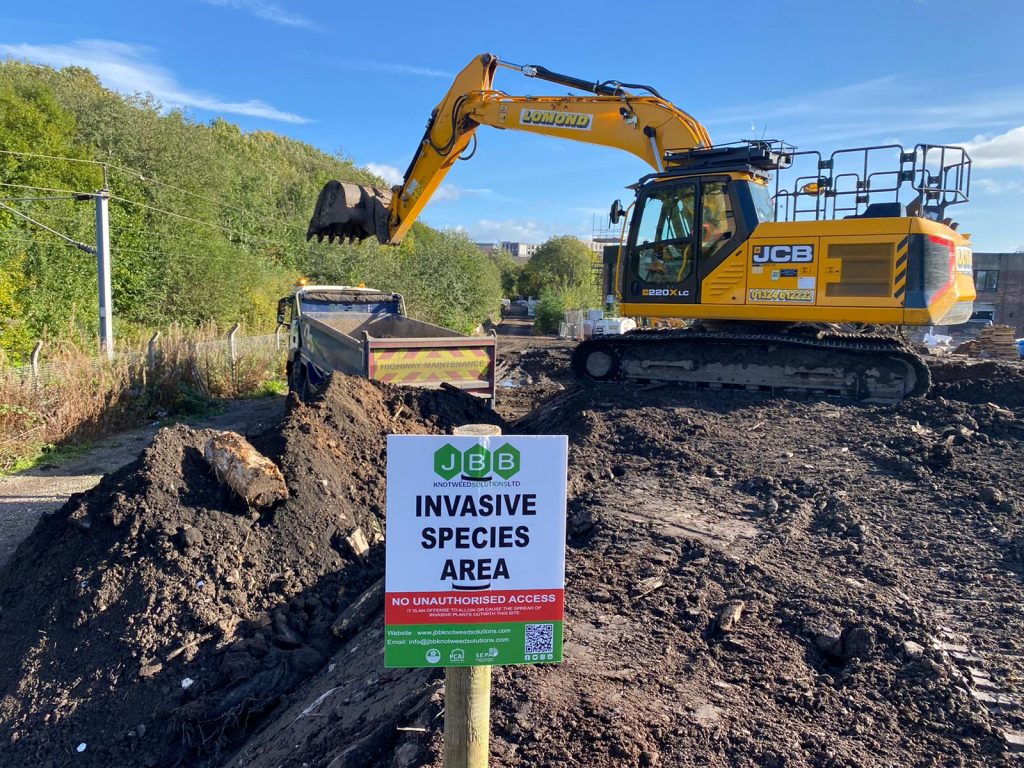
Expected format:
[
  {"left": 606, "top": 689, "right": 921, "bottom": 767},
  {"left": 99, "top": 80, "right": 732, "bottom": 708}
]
[{"left": 307, "top": 53, "right": 711, "bottom": 245}]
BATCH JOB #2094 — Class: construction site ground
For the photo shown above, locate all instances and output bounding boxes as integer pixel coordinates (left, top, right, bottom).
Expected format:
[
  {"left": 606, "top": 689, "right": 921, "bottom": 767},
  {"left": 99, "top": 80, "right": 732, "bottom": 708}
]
[{"left": 1, "top": 331, "right": 1023, "bottom": 767}]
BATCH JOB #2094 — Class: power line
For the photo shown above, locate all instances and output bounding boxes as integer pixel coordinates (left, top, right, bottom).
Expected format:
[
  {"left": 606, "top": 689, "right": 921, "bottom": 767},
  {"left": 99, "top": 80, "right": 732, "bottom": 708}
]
[
  {"left": 0, "top": 230, "right": 296, "bottom": 267},
  {"left": 0, "top": 149, "right": 364, "bottom": 249},
  {"left": 0, "top": 149, "right": 100, "bottom": 166},
  {"left": 0, "top": 231, "right": 90, "bottom": 255},
  {"left": 0, "top": 195, "right": 80, "bottom": 203},
  {"left": 0, "top": 181, "right": 90, "bottom": 196},
  {"left": 107, "top": 226, "right": 289, "bottom": 259},
  {"left": 0, "top": 149, "right": 256, "bottom": 217},
  {"left": 108, "top": 193, "right": 249, "bottom": 238},
  {"left": 106, "top": 165, "right": 256, "bottom": 218},
  {"left": 108, "top": 193, "right": 330, "bottom": 258},
  {"left": 0, "top": 202, "right": 95, "bottom": 254},
  {"left": 1, "top": 162, "right": 344, "bottom": 260}
]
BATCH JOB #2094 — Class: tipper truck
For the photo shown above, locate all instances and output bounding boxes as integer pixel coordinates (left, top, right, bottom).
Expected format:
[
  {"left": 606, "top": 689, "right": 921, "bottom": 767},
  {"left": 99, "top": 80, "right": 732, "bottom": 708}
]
[{"left": 278, "top": 285, "right": 497, "bottom": 406}]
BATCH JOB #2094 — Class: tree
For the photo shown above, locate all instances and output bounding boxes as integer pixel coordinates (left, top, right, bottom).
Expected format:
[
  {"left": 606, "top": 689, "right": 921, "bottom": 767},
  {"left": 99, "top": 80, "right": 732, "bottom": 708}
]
[
  {"left": 487, "top": 249, "right": 522, "bottom": 298},
  {"left": 0, "top": 60, "right": 502, "bottom": 359},
  {"left": 518, "top": 236, "right": 595, "bottom": 298}
]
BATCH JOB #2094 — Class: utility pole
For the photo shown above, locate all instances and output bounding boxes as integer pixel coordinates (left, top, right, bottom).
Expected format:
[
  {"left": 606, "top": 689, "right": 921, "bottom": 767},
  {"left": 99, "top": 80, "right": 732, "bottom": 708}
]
[
  {"left": 1, "top": 166, "right": 114, "bottom": 359},
  {"left": 94, "top": 166, "right": 113, "bottom": 360}
]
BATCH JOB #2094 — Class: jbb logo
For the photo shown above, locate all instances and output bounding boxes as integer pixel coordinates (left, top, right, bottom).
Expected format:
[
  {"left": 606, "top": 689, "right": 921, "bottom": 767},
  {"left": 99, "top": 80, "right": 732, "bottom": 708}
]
[
  {"left": 752, "top": 244, "right": 814, "bottom": 264},
  {"left": 434, "top": 443, "right": 521, "bottom": 481}
]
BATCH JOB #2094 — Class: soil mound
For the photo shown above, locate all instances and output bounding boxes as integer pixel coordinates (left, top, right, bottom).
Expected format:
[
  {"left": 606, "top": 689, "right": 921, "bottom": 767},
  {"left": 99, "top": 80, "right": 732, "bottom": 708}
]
[
  {"left": 0, "top": 375, "right": 500, "bottom": 768},
  {"left": 444, "top": 376, "right": 1021, "bottom": 767},
  {"left": 928, "top": 357, "right": 1024, "bottom": 409},
  {"left": 4, "top": 342, "right": 1023, "bottom": 768},
  {"left": 237, "top": 367, "right": 1024, "bottom": 768}
]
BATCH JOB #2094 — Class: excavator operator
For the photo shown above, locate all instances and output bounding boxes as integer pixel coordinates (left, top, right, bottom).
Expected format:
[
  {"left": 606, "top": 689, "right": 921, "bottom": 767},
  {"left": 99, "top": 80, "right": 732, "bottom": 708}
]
[{"left": 636, "top": 184, "right": 694, "bottom": 283}]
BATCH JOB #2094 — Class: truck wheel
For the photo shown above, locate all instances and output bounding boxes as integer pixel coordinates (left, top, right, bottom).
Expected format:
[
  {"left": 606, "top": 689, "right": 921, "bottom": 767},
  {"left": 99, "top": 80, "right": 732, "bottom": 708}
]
[{"left": 290, "top": 364, "right": 310, "bottom": 402}]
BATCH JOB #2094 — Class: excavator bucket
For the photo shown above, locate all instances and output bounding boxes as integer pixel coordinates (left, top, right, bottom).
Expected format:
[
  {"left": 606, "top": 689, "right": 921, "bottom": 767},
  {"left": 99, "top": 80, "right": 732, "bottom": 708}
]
[{"left": 306, "top": 180, "right": 393, "bottom": 245}]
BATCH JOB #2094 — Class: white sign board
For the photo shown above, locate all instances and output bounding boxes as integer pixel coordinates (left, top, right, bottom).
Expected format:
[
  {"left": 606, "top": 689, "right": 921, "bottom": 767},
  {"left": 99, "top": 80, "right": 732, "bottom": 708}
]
[{"left": 384, "top": 434, "right": 567, "bottom": 668}]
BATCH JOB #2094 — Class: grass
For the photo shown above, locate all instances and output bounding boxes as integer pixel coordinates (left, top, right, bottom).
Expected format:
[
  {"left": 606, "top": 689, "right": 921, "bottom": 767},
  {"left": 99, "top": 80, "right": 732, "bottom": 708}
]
[
  {"left": 0, "top": 324, "right": 285, "bottom": 474},
  {"left": 253, "top": 378, "right": 288, "bottom": 398},
  {"left": 5, "top": 441, "right": 94, "bottom": 475}
]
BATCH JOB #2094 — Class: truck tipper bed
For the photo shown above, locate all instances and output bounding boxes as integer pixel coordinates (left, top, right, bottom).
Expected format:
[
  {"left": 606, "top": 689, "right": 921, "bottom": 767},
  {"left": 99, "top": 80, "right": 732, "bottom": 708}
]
[{"left": 278, "top": 286, "right": 497, "bottom": 406}]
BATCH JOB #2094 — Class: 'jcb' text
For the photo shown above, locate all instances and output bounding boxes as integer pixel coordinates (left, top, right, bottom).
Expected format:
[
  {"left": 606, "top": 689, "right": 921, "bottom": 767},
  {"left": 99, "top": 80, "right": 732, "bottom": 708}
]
[{"left": 752, "top": 244, "right": 814, "bottom": 264}]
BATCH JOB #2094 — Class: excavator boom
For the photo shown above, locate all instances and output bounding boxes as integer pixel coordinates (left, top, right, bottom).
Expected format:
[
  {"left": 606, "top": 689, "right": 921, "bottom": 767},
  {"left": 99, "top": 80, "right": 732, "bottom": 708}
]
[{"left": 307, "top": 53, "right": 710, "bottom": 245}]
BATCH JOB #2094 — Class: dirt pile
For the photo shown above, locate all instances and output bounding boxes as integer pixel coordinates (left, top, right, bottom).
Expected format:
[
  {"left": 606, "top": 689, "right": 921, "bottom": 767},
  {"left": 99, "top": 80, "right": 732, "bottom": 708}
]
[
  {"left": 0, "top": 375, "right": 499, "bottom": 768},
  {"left": 228, "top": 350, "right": 1024, "bottom": 768},
  {"left": 414, "top": 352, "right": 1022, "bottom": 767},
  {"left": 493, "top": 336, "right": 573, "bottom": 421},
  {"left": 3, "top": 344, "right": 1023, "bottom": 768},
  {"left": 928, "top": 358, "right": 1024, "bottom": 409}
]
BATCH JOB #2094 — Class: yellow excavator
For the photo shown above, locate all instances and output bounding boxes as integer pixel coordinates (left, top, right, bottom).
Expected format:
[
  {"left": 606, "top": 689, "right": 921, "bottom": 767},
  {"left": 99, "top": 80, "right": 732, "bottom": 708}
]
[{"left": 307, "top": 53, "right": 976, "bottom": 400}]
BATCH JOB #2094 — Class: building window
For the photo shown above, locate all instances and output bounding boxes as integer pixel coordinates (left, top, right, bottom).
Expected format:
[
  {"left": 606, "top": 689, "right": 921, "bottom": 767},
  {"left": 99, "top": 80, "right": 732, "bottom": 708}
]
[{"left": 974, "top": 270, "right": 999, "bottom": 292}]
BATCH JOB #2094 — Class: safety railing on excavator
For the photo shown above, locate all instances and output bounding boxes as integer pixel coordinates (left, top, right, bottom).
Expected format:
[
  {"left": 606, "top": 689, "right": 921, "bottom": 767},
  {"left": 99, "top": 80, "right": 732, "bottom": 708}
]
[{"left": 773, "top": 143, "right": 971, "bottom": 223}]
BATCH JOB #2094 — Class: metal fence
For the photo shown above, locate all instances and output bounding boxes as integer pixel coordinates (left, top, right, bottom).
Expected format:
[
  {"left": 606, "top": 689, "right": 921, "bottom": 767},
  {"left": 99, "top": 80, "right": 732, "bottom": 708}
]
[{"left": 1, "top": 327, "right": 287, "bottom": 386}]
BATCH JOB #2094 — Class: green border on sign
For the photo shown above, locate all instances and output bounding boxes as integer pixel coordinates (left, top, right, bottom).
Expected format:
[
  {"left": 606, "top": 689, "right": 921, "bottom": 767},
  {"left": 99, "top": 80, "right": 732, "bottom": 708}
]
[{"left": 385, "top": 621, "right": 564, "bottom": 668}]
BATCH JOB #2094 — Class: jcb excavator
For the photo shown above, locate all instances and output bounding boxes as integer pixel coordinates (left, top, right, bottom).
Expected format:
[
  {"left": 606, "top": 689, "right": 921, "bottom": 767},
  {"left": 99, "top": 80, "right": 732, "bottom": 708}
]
[{"left": 307, "top": 53, "right": 976, "bottom": 400}]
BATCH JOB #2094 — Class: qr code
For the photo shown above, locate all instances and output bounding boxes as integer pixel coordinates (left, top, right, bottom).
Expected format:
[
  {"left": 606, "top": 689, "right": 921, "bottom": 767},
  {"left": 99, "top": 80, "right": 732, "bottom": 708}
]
[{"left": 525, "top": 623, "right": 554, "bottom": 655}]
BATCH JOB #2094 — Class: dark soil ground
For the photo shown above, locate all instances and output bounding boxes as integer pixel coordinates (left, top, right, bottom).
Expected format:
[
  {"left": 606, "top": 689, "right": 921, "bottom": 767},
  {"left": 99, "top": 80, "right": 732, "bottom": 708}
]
[
  {"left": 0, "top": 378, "right": 498, "bottom": 767},
  {"left": 2, "top": 340, "right": 1023, "bottom": 768}
]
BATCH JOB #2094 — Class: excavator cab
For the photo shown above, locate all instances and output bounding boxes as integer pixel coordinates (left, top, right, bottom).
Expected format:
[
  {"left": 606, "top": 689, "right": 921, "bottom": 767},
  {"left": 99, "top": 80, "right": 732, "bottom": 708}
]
[
  {"left": 616, "top": 142, "right": 785, "bottom": 307},
  {"left": 610, "top": 140, "right": 973, "bottom": 326}
]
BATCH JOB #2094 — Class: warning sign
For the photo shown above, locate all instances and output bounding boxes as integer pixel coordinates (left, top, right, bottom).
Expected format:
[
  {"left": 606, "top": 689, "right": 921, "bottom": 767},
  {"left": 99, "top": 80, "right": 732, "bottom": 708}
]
[
  {"left": 384, "top": 434, "right": 568, "bottom": 668},
  {"left": 370, "top": 348, "right": 492, "bottom": 385}
]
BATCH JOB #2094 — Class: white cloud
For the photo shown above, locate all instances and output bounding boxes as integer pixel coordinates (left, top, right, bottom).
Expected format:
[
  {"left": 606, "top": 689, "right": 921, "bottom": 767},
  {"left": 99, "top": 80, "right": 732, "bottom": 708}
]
[
  {"left": 328, "top": 58, "right": 452, "bottom": 79},
  {"left": 974, "top": 177, "right": 1024, "bottom": 195},
  {"left": 362, "top": 164, "right": 492, "bottom": 201},
  {"left": 963, "top": 126, "right": 1024, "bottom": 169},
  {"left": 432, "top": 185, "right": 491, "bottom": 203},
  {"left": 706, "top": 77, "right": 1024, "bottom": 148},
  {"left": 465, "top": 218, "right": 583, "bottom": 243},
  {"left": 365, "top": 163, "right": 403, "bottom": 186},
  {"left": 200, "top": 0, "right": 313, "bottom": 28},
  {"left": 0, "top": 39, "right": 309, "bottom": 123}
]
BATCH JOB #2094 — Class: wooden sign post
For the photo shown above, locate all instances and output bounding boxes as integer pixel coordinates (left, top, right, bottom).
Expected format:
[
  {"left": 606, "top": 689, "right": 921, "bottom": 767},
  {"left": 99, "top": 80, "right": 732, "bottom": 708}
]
[{"left": 445, "top": 424, "right": 501, "bottom": 768}]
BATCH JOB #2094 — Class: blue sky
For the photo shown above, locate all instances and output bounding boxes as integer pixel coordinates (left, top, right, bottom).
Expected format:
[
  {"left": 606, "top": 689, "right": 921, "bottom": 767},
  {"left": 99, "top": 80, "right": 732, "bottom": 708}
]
[{"left": 2, "top": 0, "right": 1023, "bottom": 251}]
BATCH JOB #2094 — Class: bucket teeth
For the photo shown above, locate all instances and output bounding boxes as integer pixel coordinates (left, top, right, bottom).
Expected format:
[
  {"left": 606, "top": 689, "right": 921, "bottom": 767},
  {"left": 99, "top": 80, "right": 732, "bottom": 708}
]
[{"left": 307, "top": 181, "right": 393, "bottom": 245}]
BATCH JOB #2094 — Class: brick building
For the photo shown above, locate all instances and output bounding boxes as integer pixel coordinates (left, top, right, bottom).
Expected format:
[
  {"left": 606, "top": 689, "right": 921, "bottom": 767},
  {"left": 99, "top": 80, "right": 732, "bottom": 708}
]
[{"left": 973, "top": 252, "right": 1024, "bottom": 334}]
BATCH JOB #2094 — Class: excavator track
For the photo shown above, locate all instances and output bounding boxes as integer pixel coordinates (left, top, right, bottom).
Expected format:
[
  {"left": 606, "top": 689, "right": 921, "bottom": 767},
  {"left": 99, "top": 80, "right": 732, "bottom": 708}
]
[{"left": 571, "top": 329, "right": 931, "bottom": 402}]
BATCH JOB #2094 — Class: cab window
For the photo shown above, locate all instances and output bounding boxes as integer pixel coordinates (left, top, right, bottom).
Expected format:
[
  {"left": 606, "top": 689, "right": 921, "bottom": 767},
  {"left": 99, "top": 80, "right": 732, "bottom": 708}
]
[
  {"left": 635, "top": 183, "right": 695, "bottom": 283},
  {"left": 748, "top": 181, "right": 775, "bottom": 223},
  {"left": 701, "top": 181, "right": 735, "bottom": 260}
]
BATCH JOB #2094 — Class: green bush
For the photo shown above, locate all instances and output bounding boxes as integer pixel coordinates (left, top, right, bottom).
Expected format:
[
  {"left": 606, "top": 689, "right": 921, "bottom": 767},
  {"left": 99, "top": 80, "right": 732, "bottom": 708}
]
[
  {"left": 534, "top": 281, "right": 603, "bottom": 335},
  {"left": 519, "top": 236, "right": 596, "bottom": 297},
  {"left": 488, "top": 249, "right": 523, "bottom": 298},
  {"left": 0, "top": 61, "right": 380, "bottom": 361},
  {"left": 534, "top": 290, "right": 565, "bottom": 334}
]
